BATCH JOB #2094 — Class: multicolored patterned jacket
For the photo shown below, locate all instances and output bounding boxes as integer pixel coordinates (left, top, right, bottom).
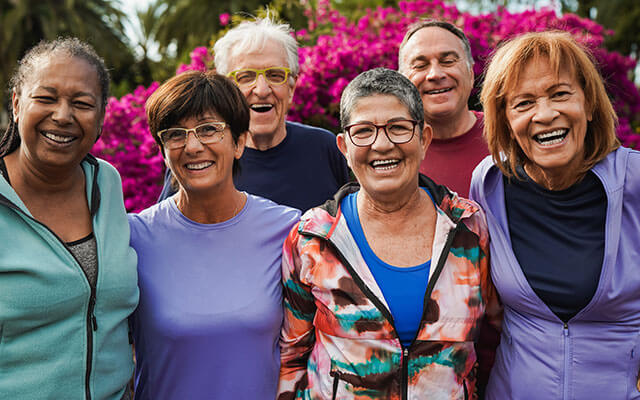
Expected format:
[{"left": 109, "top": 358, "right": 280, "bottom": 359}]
[{"left": 278, "top": 176, "right": 502, "bottom": 400}]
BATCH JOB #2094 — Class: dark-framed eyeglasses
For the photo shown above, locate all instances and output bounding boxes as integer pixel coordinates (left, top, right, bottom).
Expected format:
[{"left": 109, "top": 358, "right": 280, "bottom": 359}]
[
  {"left": 227, "top": 67, "right": 291, "bottom": 87},
  {"left": 343, "top": 119, "right": 418, "bottom": 147},
  {"left": 158, "top": 122, "right": 226, "bottom": 150}
]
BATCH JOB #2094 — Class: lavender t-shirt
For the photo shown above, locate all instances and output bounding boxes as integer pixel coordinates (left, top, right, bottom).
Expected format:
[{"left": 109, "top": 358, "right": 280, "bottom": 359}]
[{"left": 128, "top": 194, "right": 300, "bottom": 400}]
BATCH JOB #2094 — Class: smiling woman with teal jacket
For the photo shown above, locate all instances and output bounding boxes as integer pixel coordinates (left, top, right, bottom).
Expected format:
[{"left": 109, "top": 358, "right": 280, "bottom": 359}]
[{"left": 0, "top": 38, "right": 138, "bottom": 399}]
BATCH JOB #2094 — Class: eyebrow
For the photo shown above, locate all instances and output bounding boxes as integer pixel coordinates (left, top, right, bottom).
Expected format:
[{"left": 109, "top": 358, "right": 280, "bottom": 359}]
[{"left": 36, "top": 86, "right": 97, "bottom": 100}]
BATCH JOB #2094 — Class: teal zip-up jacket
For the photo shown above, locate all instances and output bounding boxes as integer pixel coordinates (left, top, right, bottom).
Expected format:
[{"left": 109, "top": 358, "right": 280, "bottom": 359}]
[{"left": 0, "top": 155, "right": 139, "bottom": 400}]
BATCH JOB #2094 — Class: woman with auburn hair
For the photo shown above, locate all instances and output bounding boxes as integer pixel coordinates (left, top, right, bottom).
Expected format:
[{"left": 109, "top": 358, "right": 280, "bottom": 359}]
[
  {"left": 470, "top": 31, "right": 640, "bottom": 399},
  {"left": 128, "top": 71, "right": 300, "bottom": 399}
]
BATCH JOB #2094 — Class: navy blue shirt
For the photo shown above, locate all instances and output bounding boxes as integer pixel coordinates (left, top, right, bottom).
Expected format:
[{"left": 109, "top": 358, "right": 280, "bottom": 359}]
[
  {"left": 504, "top": 167, "right": 606, "bottom": 322},
  {"left": 158, "top": 121, "right": 350, "bottom": 211},
  {"left": 341, "top": 189, "right": 434, "bottom": 347}
]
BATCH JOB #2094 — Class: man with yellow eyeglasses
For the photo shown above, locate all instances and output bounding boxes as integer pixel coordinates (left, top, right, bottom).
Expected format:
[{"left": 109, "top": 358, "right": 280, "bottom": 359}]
[{"left": 158, "top": 16, "right": 350, "bottom": 211}]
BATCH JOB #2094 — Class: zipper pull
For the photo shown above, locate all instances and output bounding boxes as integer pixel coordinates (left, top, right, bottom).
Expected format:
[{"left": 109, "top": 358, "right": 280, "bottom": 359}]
[{"left": 563, "top": 322, "right": 568, "bottom": 336}]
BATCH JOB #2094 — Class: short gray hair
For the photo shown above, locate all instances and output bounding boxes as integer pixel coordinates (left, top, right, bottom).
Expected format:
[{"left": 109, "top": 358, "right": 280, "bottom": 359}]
[
  {"left": 398, "top": 19, "right": 473, "bottom": 72},
  {"left": 340, "top": 68, "right": 424, "bottom": 129},
  {"left": 213, "top": 15, "right": 299, "bottom": 76}
]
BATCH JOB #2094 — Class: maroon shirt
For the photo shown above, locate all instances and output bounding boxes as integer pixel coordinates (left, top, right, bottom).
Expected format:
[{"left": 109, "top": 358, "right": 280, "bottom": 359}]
[{"left": 419, "top": 111, "right": 489, "bottom": 198}]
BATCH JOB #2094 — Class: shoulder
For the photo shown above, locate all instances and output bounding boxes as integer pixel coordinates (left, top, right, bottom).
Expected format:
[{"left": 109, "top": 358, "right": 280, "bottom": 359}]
[
  {"left": 246, "top": 193, "right": 301, "bottom": 226},
  {"left": 127, "top": 199, "right": 172, "bottom": 235},
  {"left": 593, "top": 146, "right": 640, "bottom": 193},
  {"left": 286, "top": 121, "right": 337, "bottom": 144},
  {"left": 91, "top": 157, "right": 122, "bottom": 186}
]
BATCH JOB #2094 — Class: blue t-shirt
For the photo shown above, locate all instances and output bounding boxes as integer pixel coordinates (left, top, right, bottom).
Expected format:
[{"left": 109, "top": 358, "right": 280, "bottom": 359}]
[
  {"left": 340, "top": 190, "right": 433, "bottom": 347},
  {"left": 128, "top": 194, "right": 300, "bottom": 399},
  {"left": 158, "top": 121, "right": 351, "bottom": 211}
]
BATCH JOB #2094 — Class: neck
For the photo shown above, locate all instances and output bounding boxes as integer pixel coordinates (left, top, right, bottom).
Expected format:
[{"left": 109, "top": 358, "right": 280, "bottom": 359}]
[
  {"left": 357, "top": 185, "right": 427, "bottom": 218},
  {"left": 245, "top": 124, "right": 287, "bottom": 151},
  {"left": 523, "top": 162, "right": 583, "bottom": 191},
  {"left": 429, "top": 109, "right": 476, "bottom": 140},
  {"left": 4, "top": 150, "right": 83, "bottom": 195},
  {"left": 175, "top": 184, "right": 246, "bottom": 224}
]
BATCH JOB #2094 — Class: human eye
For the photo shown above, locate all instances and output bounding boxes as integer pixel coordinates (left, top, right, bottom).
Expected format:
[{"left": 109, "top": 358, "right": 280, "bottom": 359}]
[
  {"left": 552, "top": 90, "right": 571, "bottom": 100},
  {"left": 32, "top": 95, "right": 55, "bottom": 103},
  {"left": 74, "top": 100, "right": 95, "bottom": 109},
  {"left": 411, "top": 62, "right": 428, "bottom": 71},
  {"left": 161, "top": 129, "right": 185, "bottom": 143},
  {"left": 440, "top": 56, "right": 458, "bottom": 66},
  {"left": 197, "top": 123, "right": 223, "bottom": 136},
  {"left": 512, "top": 98, "right": 534, "bottom": 110},
  {"left": 235, "top": 70, "right": 256, "bottom": 84},
  {"left": 266, "top": 68, "right": 287, "bottom": 83},
  {"left": 350, "top": 124, "right": 375, "bottom": 138},
  {"left": 387, "top": 121, "right": 413, "bottom": 134}
]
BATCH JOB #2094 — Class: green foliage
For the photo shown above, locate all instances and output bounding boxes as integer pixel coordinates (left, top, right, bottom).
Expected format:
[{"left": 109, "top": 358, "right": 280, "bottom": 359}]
[
  {"left": 153, "top": 0, "right": 272, "bottom": 64},
  {"left": 0, "top": 0, "right": 134, "bottom": 97}
]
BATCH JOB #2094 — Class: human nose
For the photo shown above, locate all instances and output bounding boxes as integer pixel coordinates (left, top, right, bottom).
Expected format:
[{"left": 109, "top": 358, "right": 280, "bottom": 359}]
[
  {"left": 252, "top": 73, "right": 272, "bottom": 96},
  {"left": 51, "top": 100, "right": 73, "bottom": 125},
  {"left": 531, "top": 98, "right": 559, "bottom": 124},
  {"left": 426, "top": 62, "right": 446, "bottom": 81},
  {"left": 183, "top": 129, "right": 204, "bottom": 153},
  {"left": 370, "top": 125, "right": 394, "bottom": 150}
]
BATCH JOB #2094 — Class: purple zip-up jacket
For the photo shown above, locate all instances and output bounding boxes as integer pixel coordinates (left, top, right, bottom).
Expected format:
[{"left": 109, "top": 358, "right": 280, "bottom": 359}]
[{"left": 470, "top": 146, "right": 640, "bottom": 400}]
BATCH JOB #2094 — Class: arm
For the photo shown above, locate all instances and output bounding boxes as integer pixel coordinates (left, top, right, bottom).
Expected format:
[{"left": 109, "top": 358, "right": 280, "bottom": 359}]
[{"left": 277, "top": 224, "right": 317, "bottom": 399}]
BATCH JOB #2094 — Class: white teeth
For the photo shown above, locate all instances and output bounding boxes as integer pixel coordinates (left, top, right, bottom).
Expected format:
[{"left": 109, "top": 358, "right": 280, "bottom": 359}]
[
  {"left": 251, "top": 104, "right": 273, "bottom": 112},
  {"left": 43, "top": 131, "right": 75, "bottom": 143},
  {"left": 534, "top": 129, "right": 568, "bottom": 145},
  {"left": 185, "top": 161, "right": 213, "bottom": 170},
  {"left": 371, "top": 159, "right": 400, "bottom": 170},
  {"left": 426, "top": 88, "right": 451, "bottom": 94}
]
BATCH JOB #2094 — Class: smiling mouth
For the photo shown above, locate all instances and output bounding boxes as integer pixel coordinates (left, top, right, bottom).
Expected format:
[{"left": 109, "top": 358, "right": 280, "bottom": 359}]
[
  {"left": 371, "top": 159, "right": 400, "bottom": 170},
  {"left": 533, "top": 129, "right": 568, "bottom": 146},
  {"left": 425, "top": 88, "right": 452, "bottom": 95},
  {"left": 251, "top": 104, "right": 274, "bottom": 113},
  {"left": 41, "top": 131, "right": 76, "bottom": 144},
  {"left": 185, "top": 161, "right": 213, "bottom": 170}
]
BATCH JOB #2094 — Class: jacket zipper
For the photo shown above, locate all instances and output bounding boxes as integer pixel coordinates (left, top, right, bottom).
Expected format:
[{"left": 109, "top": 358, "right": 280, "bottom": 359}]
[
  {"left": 331, "top": 371, "right": 340, "bottom": 400},
  {"left": 563, "top": 323, "right": 570, "bottom": 400},
  {"left": 301, "top": 223, "right": 461, "bottom": 400},
  {"left": 0, "top": 196, "right": 97, "bottom": 400}
]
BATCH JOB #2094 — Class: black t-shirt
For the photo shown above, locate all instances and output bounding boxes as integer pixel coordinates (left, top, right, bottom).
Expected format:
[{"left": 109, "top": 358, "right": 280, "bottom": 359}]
[
  {"left": 158, "top": 121, "right": 351, "bottom": 211},
  {"left": 504, "top": 167, "right": 606, "bottom": 322}
]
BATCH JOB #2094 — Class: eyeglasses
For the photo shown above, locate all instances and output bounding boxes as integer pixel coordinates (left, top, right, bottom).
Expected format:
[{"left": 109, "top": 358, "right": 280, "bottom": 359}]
[
  {"left": 343, "top": 119, "right": 418, "bottom": 147},
  {"left": 158, "top": 122, "right": 226, "bottom": 150},
  {"left": 227, "top": 67, "right": 291, "bottom": 87}
]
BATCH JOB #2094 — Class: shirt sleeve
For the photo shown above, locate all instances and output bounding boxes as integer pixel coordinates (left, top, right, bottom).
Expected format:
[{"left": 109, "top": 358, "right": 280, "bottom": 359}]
[{"left": 277, "top": 223, "right": 317, "bottom": 399}]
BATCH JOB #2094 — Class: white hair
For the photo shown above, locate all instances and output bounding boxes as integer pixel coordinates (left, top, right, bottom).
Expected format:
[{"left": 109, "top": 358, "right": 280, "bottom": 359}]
[{"left": 214, "top": 15, "right": 299, "bottom": 76}]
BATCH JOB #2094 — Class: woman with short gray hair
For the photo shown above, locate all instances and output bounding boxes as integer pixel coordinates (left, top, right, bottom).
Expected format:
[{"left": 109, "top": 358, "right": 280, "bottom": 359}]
[{"left": 278, "top": 68, "right": 501, "bottom": 399}]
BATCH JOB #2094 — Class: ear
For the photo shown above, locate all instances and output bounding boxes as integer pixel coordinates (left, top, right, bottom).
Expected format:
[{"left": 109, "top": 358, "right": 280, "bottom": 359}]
[
  {"left": 419, "top": 123, "right": 433, "bottom": 161},
  {"left": 288, "top": 75, "right": 297, "bottom": 103},
  {"left": 336, "top": 133, "right": 352, "bottom": 168},
  {"left": 234, "top": 131, "right": 247, "bottom": 159},
  {"left": 11, "top": 90, "right": 19, "bottom": 122}
]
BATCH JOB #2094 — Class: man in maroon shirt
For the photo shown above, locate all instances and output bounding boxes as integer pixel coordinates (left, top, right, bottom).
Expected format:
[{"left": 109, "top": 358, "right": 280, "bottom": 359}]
[{"left": 398, "top": 20, "right": 489, "bottom": 198}]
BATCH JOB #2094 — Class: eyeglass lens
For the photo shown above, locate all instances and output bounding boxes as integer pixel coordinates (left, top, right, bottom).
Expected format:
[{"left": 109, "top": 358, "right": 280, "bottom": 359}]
[
  {"left": 233, "top": 68, "right": 288, "bottom": 86},
  {"left": 347, "top": 120, "right": 416, "bottom": 146},
  {"left": 160, "top": 123, "right": 225, "bottom": 149}
]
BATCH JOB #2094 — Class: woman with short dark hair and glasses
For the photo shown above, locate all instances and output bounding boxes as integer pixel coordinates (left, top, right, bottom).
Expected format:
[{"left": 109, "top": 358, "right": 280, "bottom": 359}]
[
  {"left": 278, "top": 68, "right": 501, "bottom": 400},
  {"left": 128, "top": 71, "right": 300, "bottom": 399}
]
